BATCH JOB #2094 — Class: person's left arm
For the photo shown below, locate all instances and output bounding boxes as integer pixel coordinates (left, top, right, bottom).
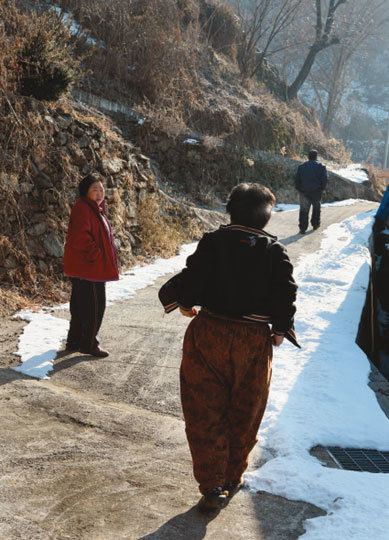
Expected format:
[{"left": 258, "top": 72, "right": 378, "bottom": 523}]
[{"left": 320, "top": 165, "right": 328, "bottom": 191}]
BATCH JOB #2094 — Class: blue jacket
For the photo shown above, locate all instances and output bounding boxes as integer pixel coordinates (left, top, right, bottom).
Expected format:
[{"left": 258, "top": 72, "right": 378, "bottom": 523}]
[
  {"left": 295, "top": 160, "right": 328, "bottom": 193},
  {"left": 376, "top": 185, "right": 389, "bottom": 223}
]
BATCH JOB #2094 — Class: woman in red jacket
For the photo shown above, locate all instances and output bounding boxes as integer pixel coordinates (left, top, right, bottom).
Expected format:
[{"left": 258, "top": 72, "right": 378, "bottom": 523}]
[{"left": 63, "top": 174, "right": 119, "bottom": 357}]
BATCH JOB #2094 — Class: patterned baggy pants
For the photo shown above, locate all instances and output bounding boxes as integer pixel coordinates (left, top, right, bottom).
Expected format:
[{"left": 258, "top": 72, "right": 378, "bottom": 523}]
[{"left": 180, "top": 311, "right": 272, "bottom": 494}]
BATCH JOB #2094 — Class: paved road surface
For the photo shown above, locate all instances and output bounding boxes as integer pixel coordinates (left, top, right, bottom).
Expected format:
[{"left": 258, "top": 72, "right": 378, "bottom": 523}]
[{"left": 0, "top": 202, "right": 378, "bottom": 540}]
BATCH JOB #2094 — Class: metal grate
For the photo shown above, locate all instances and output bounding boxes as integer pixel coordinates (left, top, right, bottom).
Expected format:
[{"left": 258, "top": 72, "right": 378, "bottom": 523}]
[{"left": 326, "top": 447, "right": 389, "bottom": 473}]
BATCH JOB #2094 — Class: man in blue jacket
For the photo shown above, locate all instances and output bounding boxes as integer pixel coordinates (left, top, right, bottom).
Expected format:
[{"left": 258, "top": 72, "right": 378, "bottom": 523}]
[{"left": 294, "top": 149, "right": 328, "bottom": 234}]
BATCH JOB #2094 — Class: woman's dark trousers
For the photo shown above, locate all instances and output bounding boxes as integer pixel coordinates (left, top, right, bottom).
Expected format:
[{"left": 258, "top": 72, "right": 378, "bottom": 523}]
[
  {"left": 67, "top": 278, "right": 106, "bottom": 351},
  {"left": 299, "top": 189, "right": 322, "bottom": 232}
]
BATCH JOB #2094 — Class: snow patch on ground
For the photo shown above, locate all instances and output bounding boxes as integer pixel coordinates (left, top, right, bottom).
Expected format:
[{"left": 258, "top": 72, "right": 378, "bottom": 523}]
[
  {"left": 274, "top": 199, "right": 369, "bottom": 213},
  {"left": 12, "top": 312, "right": 69, "bottom": 380},
  {"left": 51, "top": 6, "right": 99, "bottom": 46}
]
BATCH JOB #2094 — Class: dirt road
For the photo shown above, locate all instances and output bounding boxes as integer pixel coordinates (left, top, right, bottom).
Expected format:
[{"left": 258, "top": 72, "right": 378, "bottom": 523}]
[{"left": 0, "top": 202, "right": 377, "bottom": 540}]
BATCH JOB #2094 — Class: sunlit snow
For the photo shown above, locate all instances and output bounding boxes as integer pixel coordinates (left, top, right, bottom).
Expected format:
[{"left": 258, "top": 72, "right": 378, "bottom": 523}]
[{"left": 330, "top": 163, "right": 369, "bottom": 184}]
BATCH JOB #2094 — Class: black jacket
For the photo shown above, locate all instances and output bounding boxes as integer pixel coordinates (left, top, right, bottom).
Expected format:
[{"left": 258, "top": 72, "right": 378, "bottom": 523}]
[
  {"left": 159, "top": 224, "right": 300, "bottom": 347},
  {"left": 295, "top": 160, "right": 328, "bottom": 193}
]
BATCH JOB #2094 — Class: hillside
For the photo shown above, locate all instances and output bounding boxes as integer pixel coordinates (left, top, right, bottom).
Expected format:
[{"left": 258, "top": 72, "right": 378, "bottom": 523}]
[{"left": 0, "top": 0, "right": 385, "bottom": 315}]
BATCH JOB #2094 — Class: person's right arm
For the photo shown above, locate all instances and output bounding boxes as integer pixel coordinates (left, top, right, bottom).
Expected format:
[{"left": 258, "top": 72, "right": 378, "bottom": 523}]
[
  {"left": 177, "top": 233, "right": 214, "bottom": 311},
  {"left": 294, "top": 166, "right": 302, "bottom": 191}
]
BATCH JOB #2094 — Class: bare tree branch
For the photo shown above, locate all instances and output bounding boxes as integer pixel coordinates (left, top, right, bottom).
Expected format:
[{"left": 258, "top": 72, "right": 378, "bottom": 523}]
[
  {"left": 287, "top": 0, "right": 349, "bottom": 100},
  {"left": 233, "top": 0, "right": 303, "bottom": 81}
]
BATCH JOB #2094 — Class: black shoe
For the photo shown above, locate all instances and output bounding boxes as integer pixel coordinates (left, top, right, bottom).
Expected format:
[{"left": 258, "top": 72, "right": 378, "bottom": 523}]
[
  {"left": 197, "top": 487, "right": 228, "bottom": 512},
  {"left": 79, "top": 346, "right": 109, "bottom": 358},
  {"left": 223, "top": 480, "right": 244, "bottom": 499},
  {"left": 299, "top": 229, "right": 306, "bottom": 234},
  {"left": 313, "top": 225, "right": 320, "bottom": 230}
]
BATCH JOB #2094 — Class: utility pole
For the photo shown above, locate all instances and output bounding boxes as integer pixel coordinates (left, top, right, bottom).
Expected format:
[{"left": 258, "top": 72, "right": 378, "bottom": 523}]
[{"left": 383, "top": 114, "right": 389, "bottom": 170}]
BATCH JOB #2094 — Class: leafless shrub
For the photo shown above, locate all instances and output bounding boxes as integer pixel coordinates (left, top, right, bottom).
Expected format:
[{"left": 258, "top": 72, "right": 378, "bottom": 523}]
[
  {"left": 200, "top": 1, "right": 240, "bottom": 58},
  {"left": 1, "top": 0, "right": 78, "bottom": 101}
]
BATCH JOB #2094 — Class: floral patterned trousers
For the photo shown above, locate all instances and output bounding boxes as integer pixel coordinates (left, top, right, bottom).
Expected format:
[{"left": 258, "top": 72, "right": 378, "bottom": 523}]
[{"left": 180, "top": 311, "right": 273, "bottom": 494}]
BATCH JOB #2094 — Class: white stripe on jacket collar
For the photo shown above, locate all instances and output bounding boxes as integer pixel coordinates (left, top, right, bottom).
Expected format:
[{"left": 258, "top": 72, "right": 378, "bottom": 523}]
[{"left": 221, "top": 224, "right": 276, "bottom": 239}]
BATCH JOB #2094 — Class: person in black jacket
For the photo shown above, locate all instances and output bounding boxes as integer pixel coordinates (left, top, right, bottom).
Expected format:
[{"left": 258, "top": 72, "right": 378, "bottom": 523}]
[
  {"left": 158, "top": 183, "right": 298, "bottom": 512},
  {"left": 294, "top": 149, "right": 328, "bottom": 234}
]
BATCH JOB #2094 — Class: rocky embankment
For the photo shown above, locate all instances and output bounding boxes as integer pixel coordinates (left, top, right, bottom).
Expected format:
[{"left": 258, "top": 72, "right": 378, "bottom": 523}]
[
  {"left": 71, "top": 90, "right": 382, "bottom": 205},
  {"left": 1, "top": 99, "right": 152, "bottom": 284}
]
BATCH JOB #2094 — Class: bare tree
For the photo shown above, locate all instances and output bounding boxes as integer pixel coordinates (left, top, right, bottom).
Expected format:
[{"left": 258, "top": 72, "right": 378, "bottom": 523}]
[
  {"left": 287, "top": 0, "right": 348, "bottom": 100},
  {"left": 232, "top": 0, "right": 304, "bottom": 81},
  {"left": 308, "top": 0, "right": 389, "bottom": 134}
]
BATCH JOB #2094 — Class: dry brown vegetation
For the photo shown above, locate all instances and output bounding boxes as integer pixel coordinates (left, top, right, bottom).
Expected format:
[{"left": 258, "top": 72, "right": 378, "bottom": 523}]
[
  {"left": 56, "top": 0, "right": 202, "bottom": 105},
  {"left": 136, "top": 196, "right": 204, "bottom": 259},
  {"left": 2, "top": 0, "right": 78, "bottom": 100},
  {"left": 363, "top": 164, "right": 389, "bottom": 196}
]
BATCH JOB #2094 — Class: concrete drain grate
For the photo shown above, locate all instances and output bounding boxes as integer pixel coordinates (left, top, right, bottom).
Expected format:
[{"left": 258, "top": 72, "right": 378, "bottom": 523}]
[{"left": 325, "top": 447, "right": 389, "bottom": 473}]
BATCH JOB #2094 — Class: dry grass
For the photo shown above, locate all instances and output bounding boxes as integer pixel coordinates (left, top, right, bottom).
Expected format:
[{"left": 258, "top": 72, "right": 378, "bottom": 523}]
[
  {"left": 0, "top": 279, "right": 69, "bottom": 318},
  {"left": 56, "top": 0, "right": 201, "bottom": 106},
  {"left": 363, "top": 164, "right": 389, "bottom": 195},
  {"left": 200, "top": 1, "right": 240, "bottom": 58},
  {"left": 137, "top": 196, "right": 192, "bottom": 258}
]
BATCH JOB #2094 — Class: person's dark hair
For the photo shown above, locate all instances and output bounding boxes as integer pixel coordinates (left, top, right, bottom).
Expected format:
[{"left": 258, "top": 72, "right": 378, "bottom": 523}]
[
  {"left": 308, "top": 149, "right": 318, "bottom": 160},
  {"left": 78, "top": 174, "right": 104, "bottom": 197},
  {"left": 226, "top": 183, "right": 276, "bottom": 229}
]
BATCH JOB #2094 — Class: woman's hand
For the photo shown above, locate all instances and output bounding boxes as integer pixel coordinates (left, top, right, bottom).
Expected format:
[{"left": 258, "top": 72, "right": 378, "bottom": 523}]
[
  {"left": 272, "top": 334, "right": 284, "bottom": 347},
  {"left": 179, "top": 306, "right": 198, "bottom": 318}
]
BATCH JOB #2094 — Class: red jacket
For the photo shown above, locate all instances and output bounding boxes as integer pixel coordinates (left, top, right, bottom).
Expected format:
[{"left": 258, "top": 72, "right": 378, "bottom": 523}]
[{"left": 64, "top": 197, "right": 119, "bottom": 281}]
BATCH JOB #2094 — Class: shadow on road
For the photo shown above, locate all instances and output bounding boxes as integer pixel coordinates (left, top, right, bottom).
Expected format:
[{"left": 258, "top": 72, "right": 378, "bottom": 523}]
[
  {"left": 52, "top": 352, "right": 99, "bottom": 375},
  {"left": 249, "top": 491, "right": 326, "bottom": 539},
  {"left": 279, "top": 230, "right": 314, "bottom": 246},
  {"left": 0, "top": 367, "right": 38, "bottom": 387},
  {"left": 137, "top": 506, "right": 219, "bottom": 540}
]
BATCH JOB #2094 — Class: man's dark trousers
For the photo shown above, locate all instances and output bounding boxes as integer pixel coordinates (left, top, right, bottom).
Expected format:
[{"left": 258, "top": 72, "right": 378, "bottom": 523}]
[{"left": 299, "top": 189, "right": 322, "bottom": 232}]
